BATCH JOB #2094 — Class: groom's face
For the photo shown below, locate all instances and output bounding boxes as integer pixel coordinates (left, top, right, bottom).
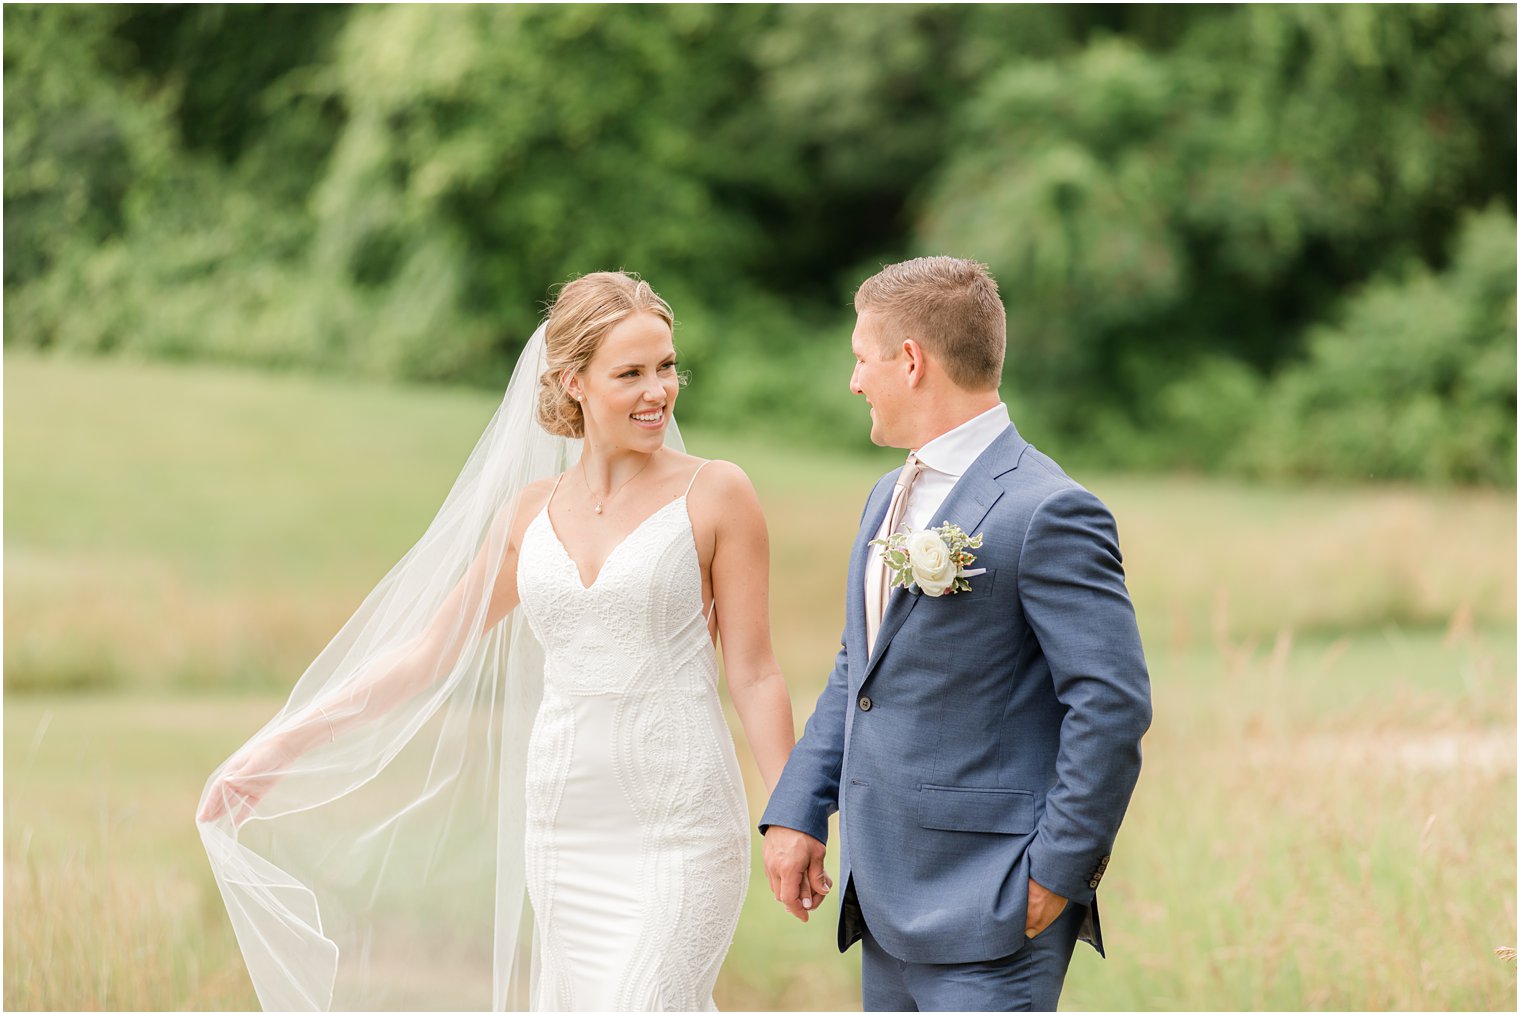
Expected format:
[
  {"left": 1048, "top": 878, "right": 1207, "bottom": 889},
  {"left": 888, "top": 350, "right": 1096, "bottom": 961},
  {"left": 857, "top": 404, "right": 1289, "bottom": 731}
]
[{"left": 850, "top": 312, "right": 909, "bottom": 448}]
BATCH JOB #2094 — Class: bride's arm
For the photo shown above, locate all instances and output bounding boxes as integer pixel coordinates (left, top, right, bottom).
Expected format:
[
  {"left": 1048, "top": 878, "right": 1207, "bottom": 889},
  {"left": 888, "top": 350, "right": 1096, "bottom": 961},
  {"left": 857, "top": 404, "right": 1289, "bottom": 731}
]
[
  {"left": 198, "top": 485, "right": 542, "bottom": 823},
  {"left": 699, "top": 462, "right": 796, "bottom": 795},
  {"left": 282, "top": 492, "right": 536, "bottom": 751}
]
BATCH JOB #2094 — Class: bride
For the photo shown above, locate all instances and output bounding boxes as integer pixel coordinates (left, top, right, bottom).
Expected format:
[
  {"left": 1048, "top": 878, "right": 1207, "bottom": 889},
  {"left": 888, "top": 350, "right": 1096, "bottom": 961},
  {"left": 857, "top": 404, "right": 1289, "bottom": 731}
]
[{"left": 196, "top": 272, "right": 810, "bottom": 1011}]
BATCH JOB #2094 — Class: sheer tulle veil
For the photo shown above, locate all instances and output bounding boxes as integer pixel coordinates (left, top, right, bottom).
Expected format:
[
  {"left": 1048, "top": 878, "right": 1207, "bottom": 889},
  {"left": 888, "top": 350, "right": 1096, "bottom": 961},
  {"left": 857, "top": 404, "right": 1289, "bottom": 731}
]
[{"left": 196, "top": 323, "right": 684, "bottom": 1010}]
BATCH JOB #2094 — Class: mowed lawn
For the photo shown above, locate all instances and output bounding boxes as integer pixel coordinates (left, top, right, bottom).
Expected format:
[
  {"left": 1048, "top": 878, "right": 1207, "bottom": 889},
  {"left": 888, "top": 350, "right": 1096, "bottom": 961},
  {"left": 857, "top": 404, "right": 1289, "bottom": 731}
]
[{"left": 5, "top": 352, "right": 1516, "bottom": 1011}]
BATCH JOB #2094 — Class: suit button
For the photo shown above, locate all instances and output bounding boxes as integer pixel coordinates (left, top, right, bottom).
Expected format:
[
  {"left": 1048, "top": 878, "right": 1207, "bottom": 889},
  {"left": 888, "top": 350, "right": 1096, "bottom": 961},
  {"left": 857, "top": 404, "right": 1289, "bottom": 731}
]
[
  {"left": 1089, "top": 879, "right": 1100, "bottom": 889},
  {"left": 858, "top": 696, "right": 873, "bottom": 712}
]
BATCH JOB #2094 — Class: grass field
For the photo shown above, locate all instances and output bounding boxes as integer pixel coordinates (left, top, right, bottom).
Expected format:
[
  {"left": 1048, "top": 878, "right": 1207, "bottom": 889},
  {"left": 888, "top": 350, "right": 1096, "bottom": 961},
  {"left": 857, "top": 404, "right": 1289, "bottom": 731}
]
[{"left": 5, "top": 352, "right": 1516, "bottom": 1010}]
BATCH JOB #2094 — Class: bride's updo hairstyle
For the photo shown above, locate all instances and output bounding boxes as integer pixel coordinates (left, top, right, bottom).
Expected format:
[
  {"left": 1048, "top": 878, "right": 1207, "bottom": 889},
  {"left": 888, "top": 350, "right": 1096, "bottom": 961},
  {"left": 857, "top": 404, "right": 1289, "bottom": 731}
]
[{"left": 537, "top": 271, "right": 676, "bottom": 439}]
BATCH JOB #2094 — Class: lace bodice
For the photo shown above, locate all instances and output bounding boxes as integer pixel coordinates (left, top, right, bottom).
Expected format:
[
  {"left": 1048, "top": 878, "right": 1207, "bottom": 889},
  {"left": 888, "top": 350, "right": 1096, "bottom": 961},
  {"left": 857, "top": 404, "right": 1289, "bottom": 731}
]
[{"left": 517, "top": 496, "right": 718, "bottom": 697}]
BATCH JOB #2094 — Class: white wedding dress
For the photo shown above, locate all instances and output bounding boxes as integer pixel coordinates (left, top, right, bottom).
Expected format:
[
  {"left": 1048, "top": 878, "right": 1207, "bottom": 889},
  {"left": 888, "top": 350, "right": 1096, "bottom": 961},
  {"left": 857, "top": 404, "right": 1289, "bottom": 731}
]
[{"left": 514, "top": 463, "right": 750, "bottom": 1012}]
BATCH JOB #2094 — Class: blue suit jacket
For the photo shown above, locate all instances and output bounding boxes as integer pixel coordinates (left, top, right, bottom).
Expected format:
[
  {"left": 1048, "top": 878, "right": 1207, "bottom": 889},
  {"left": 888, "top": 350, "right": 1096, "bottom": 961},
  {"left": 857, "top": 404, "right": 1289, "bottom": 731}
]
[{"left": 760, "top": 423, "right": 1151, "bottom": 964}]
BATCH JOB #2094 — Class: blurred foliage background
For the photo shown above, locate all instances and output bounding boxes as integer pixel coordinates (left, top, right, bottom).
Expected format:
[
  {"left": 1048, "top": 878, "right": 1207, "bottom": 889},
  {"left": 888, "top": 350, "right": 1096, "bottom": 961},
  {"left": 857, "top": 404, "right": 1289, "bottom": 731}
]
[
  {"left": 5, "top": 5, "right": 1518, "bottom": 1012},
  {"left": 5, "top": 2, "right": 1515, "bottom": 482}
]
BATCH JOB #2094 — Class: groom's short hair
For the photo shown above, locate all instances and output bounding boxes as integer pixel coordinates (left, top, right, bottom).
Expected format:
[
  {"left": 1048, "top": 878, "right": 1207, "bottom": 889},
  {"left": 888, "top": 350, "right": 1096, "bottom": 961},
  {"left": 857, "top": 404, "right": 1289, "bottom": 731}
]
[{"left": 854, "top": 256, "right": 1006, "bottom": 391}]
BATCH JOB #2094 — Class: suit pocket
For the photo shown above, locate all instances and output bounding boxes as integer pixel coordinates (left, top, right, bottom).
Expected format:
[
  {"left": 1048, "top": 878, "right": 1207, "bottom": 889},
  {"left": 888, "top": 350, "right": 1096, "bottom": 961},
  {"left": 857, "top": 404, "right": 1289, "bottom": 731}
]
[
  {"left": 916, "top": 784, "right": 1034, "bottom": 834},
  {"left": 920, "top": 567, "right": 997, "bottom": 601}
]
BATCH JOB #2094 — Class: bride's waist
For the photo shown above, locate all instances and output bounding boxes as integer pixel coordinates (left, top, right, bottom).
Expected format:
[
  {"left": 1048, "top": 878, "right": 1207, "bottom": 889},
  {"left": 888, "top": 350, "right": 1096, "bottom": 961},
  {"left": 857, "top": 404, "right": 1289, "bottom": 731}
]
[
  {"left": 540, "top": 650, "right": 718, "bottom": 694},
  {"left": 538, "top": 681, "right": 720, "bottom": 701}
]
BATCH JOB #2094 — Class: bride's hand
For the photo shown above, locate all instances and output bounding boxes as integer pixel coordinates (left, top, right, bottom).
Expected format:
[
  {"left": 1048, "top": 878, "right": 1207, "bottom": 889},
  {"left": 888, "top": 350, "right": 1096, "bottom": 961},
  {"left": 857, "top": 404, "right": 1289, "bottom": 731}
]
[{"left": 197, "top": 728, "right": 305, "bottom": 826}]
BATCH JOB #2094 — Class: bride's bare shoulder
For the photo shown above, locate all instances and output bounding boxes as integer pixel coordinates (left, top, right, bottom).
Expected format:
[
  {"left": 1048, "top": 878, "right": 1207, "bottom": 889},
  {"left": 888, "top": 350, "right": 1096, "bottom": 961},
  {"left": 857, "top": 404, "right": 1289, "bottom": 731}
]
[
  {"left": 504, "top": 476, "right": 560, "bottom": 541},
  {"left": 520, "top": 476, "right": 560, "bottom": 513},
  {"left": 688, "top": 459, "right": 763, "bottom": 522},
  {"left": 690, "top": 457, "right": 752, "bottom": 491}
]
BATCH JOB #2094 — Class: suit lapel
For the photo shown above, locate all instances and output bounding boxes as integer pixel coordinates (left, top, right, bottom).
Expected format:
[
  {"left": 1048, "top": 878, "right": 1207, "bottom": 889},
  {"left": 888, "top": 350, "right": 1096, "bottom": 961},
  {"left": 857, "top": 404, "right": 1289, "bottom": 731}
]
[{"left": 859, "top": 424, "right": 1026, "bottom": 686}]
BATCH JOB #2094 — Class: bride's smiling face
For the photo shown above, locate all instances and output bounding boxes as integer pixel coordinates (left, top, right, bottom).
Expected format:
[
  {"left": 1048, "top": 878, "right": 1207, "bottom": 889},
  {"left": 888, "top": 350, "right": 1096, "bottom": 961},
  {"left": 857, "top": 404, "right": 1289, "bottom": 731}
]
[{"left": 568, "top": 312, "right": 680, "bottom": 451}]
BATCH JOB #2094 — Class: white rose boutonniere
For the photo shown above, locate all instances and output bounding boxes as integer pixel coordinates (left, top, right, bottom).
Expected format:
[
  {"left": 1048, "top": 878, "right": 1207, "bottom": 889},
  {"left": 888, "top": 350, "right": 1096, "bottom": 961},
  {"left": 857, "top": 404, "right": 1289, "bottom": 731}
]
[{"left": 870, "top": 522, "right": 986, "bottom": 597}]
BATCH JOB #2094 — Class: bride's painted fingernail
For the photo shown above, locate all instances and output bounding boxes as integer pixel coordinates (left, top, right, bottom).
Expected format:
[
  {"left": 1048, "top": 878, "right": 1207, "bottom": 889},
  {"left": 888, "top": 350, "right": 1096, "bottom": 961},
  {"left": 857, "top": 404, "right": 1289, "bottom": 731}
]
[{"left": 802, "top": 897, "right": 812, "bottom": 910}]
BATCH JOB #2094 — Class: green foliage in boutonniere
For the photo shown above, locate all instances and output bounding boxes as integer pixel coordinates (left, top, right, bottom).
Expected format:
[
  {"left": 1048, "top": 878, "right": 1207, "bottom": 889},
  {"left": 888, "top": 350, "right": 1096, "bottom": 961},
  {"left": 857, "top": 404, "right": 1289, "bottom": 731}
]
[{"left": 870, "top": 521, "right": 986, "bottom": 597}]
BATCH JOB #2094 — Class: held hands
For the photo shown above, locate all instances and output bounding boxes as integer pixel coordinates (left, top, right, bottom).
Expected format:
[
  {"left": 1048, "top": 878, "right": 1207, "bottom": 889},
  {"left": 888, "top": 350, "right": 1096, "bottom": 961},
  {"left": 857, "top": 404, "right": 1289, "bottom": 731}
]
[
  {"left": 1024, "top": 877, "right": 1068, "bottom": 939},
  {"left": 762, "top": 826, "right": 831, "bottom": 922}
]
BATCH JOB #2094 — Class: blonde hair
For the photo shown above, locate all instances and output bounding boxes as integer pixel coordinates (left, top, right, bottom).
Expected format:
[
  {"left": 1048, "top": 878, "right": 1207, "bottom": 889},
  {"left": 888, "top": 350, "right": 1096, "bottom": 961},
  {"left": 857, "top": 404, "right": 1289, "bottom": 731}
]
[
  {"left": 854, "top": 256, "right": 1006, "bottom": 391},
  {"left": 536, "top": 271, "right": 675, "bottom": 438}
]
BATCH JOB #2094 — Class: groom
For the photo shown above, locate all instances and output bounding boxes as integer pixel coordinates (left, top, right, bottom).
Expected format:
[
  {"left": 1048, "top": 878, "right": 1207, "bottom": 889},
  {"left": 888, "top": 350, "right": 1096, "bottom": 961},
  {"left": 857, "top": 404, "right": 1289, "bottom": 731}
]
[{"left": 761, "top": 256, "right": 1152, "bottom": 1011}]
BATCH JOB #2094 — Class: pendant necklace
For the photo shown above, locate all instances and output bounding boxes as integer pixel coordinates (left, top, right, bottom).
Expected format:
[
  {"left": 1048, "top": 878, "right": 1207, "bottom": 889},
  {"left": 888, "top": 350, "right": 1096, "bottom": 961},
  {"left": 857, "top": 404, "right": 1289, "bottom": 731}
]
[{"left": 582, "top": 455, "right": 654, "bottom": 515}]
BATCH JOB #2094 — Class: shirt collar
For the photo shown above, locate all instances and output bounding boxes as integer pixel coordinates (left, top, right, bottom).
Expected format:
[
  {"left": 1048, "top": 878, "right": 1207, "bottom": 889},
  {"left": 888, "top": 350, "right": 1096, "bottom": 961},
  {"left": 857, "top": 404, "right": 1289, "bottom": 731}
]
[{"left": 913, "top": 403, "right": 1011, "bottom": 478}]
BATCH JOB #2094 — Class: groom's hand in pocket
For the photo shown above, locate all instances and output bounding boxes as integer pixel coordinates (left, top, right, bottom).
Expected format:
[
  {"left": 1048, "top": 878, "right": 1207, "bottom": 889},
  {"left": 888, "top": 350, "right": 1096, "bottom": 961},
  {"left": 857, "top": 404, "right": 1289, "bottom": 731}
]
[
  {"left": 1024, "top": 877, "right": 1068, "bottom": 938},
  {"left": 763, "top": 826, "right": 831, "bottom": 923}
]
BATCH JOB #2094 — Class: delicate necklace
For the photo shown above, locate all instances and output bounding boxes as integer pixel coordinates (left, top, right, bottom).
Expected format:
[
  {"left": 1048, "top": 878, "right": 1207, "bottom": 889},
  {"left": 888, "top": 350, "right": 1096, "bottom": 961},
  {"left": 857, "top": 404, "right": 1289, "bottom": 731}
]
[{"left": 581, "top": 455, "right": 654, "bottom": 515}]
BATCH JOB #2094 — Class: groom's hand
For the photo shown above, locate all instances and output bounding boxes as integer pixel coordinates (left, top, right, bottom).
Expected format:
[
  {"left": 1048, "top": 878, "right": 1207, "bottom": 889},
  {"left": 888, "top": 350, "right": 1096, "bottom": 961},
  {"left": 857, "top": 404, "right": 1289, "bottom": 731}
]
[
  {"left": 1024, "top": 877, "right": 1068, "bottom": 939},
  {"left": 763, "top": 826, "right": 831, "bottom": 923}
]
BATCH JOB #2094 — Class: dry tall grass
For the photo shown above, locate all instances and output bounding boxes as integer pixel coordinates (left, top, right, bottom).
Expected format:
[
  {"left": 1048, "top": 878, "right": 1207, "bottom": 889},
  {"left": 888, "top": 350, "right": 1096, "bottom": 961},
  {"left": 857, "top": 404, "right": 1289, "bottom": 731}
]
[{"left": 4, "top": 354, "right": 1515, "bottom": 1010}]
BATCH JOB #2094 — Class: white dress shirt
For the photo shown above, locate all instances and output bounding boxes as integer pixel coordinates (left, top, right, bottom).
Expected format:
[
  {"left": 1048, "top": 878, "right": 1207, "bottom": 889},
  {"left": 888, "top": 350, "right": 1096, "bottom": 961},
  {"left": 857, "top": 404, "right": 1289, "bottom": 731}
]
[{"left": 865, "top": 402, "right": 1012, "bottom": 607}]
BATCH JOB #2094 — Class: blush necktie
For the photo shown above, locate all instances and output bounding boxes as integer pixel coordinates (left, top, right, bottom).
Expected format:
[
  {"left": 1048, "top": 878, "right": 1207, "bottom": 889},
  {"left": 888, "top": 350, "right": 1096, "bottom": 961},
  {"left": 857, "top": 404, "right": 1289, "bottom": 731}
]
[{"left": 866, "top": 451, "right": 922, "bottom": 657}]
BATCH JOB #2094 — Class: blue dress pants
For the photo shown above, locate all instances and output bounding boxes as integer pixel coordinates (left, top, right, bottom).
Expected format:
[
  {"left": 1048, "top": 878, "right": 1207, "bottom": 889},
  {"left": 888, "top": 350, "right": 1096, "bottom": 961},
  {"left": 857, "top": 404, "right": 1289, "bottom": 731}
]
[{"left": 859, "top": 901, "right": 1085, "bottom": 1012}]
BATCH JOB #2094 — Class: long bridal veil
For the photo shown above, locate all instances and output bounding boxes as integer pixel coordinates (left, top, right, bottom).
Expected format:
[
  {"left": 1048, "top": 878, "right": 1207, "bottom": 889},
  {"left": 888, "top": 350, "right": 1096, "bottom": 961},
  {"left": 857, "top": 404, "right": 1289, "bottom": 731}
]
[{"left": 196, "top": 323, "right": 683, "bottom": 1010}]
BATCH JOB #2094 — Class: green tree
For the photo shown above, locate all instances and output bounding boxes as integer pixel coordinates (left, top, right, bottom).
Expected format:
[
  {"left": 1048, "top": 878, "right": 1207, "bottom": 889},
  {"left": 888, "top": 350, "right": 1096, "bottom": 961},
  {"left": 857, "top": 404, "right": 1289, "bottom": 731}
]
[
  {"left": 1241, "top": 206, "right": 1516, "bottom": 485},
  {"left": 5, "top": 4, "right": 1514, "bottom": 479},
  {"left": 919, "top": 4, "right": 1515, "bottom": 450}
]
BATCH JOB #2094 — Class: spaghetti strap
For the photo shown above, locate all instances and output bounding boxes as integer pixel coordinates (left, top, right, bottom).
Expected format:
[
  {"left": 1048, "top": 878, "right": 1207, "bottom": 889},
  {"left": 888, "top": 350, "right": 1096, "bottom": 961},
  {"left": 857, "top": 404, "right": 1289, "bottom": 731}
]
[
  {"left": 705, "top": 597, "right": 717, "bottom": 625},
  {"left": 683, "top": 460, "right": 713, "bottom": 498}
]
